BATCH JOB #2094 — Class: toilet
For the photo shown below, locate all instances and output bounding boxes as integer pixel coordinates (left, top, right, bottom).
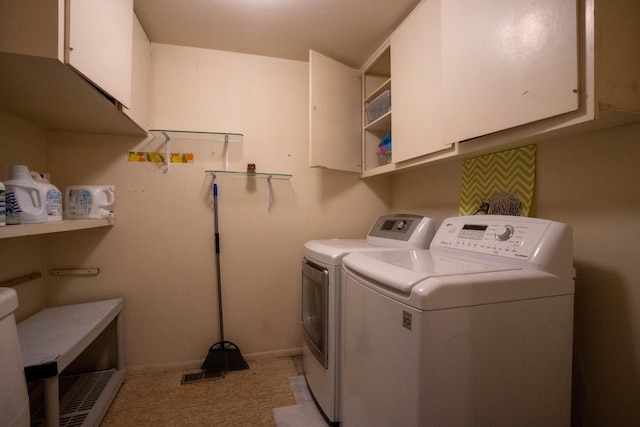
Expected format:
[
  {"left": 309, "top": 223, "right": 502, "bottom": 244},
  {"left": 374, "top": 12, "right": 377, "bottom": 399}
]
[{"left": 0, "top": 287, "right": 30, "bottom": 427}]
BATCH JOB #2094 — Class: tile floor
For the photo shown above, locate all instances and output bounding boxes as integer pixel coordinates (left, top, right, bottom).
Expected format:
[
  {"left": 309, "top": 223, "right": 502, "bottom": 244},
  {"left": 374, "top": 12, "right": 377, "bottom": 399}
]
[
  {"left": 273, "top": 375, "right": 331, "bottom": 427},
  {"left": 101, "top": 356, "right": 330, "bottom": 426}
]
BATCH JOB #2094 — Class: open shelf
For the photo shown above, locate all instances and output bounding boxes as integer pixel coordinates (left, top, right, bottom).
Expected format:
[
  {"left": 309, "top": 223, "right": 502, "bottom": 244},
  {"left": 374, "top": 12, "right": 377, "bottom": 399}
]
[
  {"left": 0, "top": 218, "right": 114, "bottom": 240},
  {"left": 205, "top": 170, "right": 292, "bottom": 212},
  {"left": 149, "top": 129, "right": 243, "bottom": 143}
]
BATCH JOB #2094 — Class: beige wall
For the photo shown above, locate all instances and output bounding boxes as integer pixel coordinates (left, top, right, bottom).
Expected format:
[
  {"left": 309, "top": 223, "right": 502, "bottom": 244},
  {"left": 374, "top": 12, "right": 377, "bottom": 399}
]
[
  {"left": 0, "top": 44, "right": 392, "bottom": 372},
  {"left": 391, "top": 122, "right": 640, "bottom": 426}
]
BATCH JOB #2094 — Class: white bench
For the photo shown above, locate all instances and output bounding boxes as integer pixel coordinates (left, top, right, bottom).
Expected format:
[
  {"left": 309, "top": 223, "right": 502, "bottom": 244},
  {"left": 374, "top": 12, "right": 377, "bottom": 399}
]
[{"left": 17, "top": 299, "right": 124, "bottom": 427}]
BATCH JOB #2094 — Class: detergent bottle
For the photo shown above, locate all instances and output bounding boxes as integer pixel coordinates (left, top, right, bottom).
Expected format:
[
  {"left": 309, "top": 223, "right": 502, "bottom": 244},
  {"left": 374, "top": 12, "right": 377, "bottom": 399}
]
[
  {"left": 65, "top": 185, "right": 115, "bottom": 219},
  {"left": 0, "top": 181, "right": 5, "bottom": 226},
  {"left": 31, "top": 171, "right": 63, "bottom": 222},
  {"left": 3, "top": 165, "right": 47, "bottom": 224}
]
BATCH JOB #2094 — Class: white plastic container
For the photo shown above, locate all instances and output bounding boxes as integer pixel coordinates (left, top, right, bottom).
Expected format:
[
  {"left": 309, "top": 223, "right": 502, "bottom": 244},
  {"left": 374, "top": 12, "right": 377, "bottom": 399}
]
[
  {"left": 65, "top": 185, "right": 115, "bottom": 219},
  {"left": 30, "top": 172, "right": 62, "bottom": 222},
  {"left": 4, "top": 165, "right": 47, "bottom": 224}
]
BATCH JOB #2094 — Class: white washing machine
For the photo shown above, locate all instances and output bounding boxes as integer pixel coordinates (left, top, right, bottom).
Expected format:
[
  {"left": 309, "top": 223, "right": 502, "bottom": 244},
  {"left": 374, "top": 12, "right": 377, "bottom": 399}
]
[
  {"left": 302, "top": 214, "right": 436, "bottom": 424},
  {"left": 341, "top": 215, "right": 575, "bottom": 427}
]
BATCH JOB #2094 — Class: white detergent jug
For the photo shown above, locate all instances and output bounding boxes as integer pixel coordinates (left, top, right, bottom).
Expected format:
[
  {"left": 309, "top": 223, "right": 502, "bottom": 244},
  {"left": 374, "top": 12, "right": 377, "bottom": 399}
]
[
  {"left": 30, "top": 172, "right": 63, "bottom": 222},
  {"left": 4, "top": 165, "right": 47, "bottom": 224},
  {"left": 65, "top": 185, "right": 115, "bottom": 219}
]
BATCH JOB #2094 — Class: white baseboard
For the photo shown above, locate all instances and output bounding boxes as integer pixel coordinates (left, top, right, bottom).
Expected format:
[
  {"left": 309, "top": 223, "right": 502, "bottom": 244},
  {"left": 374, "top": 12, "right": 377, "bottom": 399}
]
[
  {"left": 125, "top": 347, "right": 304, "bottom": 376},
  {"left": 244, "top": 347, "right": 303, "bottom": 361}
]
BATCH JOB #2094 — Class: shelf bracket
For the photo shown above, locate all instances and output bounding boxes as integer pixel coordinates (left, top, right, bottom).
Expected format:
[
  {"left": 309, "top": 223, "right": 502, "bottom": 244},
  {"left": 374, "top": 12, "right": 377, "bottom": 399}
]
[
  {"left": 161, "top": 131, "right": 171, "bottom": 174},
  {"left": 223, "top": 134, "right": 229, "bottom": 171},
  {"left": 266, "top": 175, "right": 273, "bottom": 212}
]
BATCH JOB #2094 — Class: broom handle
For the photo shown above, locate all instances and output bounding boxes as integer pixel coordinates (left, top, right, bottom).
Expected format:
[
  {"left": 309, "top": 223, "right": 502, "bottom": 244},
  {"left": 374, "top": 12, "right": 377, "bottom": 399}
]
[{"left": 213, "top": 183, "right": 225, "bottom": 342}]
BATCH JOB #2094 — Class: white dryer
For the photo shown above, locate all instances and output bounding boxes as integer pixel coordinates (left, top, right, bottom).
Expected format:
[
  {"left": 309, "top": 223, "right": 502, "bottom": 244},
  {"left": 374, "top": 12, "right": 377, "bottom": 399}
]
[
  {"left": 302, "top": 214, "right": 436, "bottom": 423},
  {"left": 341, "top": 215, "right": 575, "bottom": 427}
]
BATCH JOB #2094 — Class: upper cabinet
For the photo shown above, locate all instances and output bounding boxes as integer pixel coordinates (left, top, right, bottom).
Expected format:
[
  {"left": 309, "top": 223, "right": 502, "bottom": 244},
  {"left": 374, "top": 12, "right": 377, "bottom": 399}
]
[
  {"left": 390, "top": 0, "right": 453, "bottom": 164},
  {"left": 66, "top": 0, "right": 133, "bottom": 108},
  {"left": 310, "top": 0, "right": 640, "bottom": 177},
  {"left": 0, "top": 0, "right": 146, "bottom": 136},
  {"left": 308, "top": 50, "right": 361, "bottom": 172},
  {"left": 441, "top": 0, "right": 579, "bottom": 143},
  {"left": 402, "top": 0, "right": 640, "bottom": 166}
]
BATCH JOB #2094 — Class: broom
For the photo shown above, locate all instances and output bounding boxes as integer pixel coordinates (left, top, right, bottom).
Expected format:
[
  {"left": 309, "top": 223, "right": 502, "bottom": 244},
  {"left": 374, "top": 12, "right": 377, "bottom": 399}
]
[{"left": 201, "top": 182, "right": 249, "bottom": 373}]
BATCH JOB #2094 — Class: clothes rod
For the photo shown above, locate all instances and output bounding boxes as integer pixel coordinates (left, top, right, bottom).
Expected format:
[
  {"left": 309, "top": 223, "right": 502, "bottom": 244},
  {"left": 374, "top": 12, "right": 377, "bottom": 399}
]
[{"left": 0, "top": 272, "right": 42, "bottom": 287}]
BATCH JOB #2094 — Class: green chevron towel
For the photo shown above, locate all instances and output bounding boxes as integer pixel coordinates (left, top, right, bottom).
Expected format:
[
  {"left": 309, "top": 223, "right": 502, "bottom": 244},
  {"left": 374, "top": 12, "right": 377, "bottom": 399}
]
[{"left": 459, "top": 145, "right": 536, "bottom": 216}]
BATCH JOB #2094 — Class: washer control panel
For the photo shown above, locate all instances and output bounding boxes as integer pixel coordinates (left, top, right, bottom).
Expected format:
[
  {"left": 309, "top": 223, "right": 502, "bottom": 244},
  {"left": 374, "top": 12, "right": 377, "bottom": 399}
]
[{"left": 433, "top": 216, "right": 551, "bottom": 260}]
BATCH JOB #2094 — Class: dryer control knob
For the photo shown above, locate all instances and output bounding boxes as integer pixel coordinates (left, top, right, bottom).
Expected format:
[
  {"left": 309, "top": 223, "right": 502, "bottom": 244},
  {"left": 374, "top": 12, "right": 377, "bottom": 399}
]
[{"left": 495, "top": 225, "right": 514, "bottom": 241}]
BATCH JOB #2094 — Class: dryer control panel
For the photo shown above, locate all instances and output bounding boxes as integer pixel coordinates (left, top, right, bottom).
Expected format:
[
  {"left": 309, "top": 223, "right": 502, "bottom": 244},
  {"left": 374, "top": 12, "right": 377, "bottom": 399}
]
[
  {"left": 367, "top": 214, "right": 436, "bottom": 248},
  {"left": 432, "top": 215, "right": 553, "bottom": 261}
]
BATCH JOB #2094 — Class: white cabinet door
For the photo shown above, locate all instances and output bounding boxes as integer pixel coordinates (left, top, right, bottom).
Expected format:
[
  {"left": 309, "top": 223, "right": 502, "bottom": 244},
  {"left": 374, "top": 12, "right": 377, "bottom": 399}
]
[
  {"left": 391, "top": 0, "right": 452, "bottom": 163},
  {"left": 442, "top": 0, "right": 579, "bottom": 143},
  {"left": 309, "top": 50, "right": 361, "bottom": 172},
  {"left": 67, "top": 0, "right": 133, "bottom": 107}
]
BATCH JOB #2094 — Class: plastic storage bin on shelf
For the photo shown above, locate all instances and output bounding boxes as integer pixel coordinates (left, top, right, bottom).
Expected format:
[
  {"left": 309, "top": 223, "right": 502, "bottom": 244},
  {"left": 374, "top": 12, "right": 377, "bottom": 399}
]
[{"left": 366, "top": 90, "right": 391, "bottom": 123}]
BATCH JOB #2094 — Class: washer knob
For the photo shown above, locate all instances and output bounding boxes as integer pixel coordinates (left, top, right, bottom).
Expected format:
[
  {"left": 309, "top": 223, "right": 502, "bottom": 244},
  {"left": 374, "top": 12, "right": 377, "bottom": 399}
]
[
  {"left": 397, "top": 220, "right": 407, "bottom": 230},
  {"left": 495, "top": 225, "right": 514, "bottom": 241}
]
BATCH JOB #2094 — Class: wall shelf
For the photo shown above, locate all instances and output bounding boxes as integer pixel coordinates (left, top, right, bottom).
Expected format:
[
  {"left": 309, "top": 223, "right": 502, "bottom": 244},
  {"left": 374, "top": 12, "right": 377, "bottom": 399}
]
[
  {"left": 149, "top": 130, "right": 243, "bottom": 173},
  {"left": 205, "top": 170, "right": 292, "bottom": 212},
  {"left": 148, "top": 130, "right": 243, "bottom": 143},
  {"left": 0, "top": 218, "right": 114, "bottom": 240},
  {"left": 205, "top": 170, "right": 292, "bottom": 180}
]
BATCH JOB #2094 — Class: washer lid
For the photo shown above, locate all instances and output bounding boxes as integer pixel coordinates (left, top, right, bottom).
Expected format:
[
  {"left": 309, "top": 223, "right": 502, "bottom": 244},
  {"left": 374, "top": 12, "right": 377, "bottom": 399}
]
[{"left": 343, "top": 249, "right": 519, "bottom": 293}]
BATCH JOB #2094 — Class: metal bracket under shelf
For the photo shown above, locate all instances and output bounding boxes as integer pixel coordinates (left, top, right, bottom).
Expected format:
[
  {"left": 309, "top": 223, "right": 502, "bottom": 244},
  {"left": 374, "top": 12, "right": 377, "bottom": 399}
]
[{"left": 50, "top": 268, "right": 100, "bottom": 276}]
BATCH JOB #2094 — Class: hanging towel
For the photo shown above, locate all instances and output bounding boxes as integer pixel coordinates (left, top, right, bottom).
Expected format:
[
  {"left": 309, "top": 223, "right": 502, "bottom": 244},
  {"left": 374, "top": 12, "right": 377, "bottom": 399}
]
[{"left": 459, "top": 144, "right": 536, "bottom": 216}]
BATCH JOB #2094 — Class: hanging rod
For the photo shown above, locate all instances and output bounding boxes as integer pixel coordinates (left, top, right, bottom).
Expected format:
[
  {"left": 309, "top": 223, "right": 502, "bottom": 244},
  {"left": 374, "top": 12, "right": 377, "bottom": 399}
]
[{"left": 0, "top": 271, "right": 42, "bottom": 287}]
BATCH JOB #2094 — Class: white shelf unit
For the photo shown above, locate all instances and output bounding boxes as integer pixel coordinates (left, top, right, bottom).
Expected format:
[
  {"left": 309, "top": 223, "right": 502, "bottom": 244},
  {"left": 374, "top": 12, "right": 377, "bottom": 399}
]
[
  {"left": 361, "top": 44, "right": 393, "bottom": 176},
  {"left": 17, "top": 299, "right": 124, "bottom": 427},
  {"left": 0, "top": 218, "right": 114, "bottom": 240}
]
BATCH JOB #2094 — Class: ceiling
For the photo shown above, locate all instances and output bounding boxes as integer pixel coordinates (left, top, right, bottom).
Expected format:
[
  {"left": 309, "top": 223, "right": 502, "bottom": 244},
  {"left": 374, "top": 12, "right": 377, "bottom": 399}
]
[{"left": 133, "top": 0, "right": 421, "bottom": 68}]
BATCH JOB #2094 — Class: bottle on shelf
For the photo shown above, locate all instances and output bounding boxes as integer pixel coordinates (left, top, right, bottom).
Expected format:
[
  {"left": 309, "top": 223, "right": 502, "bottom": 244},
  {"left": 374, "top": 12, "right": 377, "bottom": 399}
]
[
  {"left": 0, "top": 181, "right": 5, "bottom": 226},
  {"left": 4, "top": 165, "right": 47, "bottom": 224},
  {"left": 31, "top": 171, "right": 63, "bottom": 222}
]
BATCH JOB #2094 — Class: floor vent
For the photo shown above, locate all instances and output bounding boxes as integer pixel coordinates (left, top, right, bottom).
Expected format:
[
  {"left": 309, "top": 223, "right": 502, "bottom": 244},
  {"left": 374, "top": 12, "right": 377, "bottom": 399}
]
[
  {"left": 29, "top": 370, "right": 115, "bottom": 426},
  {"left": 181, "top": 370, "right": 224, "bottom": 384}
]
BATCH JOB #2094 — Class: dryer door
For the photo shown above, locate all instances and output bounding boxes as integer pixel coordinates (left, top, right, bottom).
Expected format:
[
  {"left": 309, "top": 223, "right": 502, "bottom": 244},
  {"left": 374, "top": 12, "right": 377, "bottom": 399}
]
[{"left": 302, "top": 258, "right": 329, "bottom": 368}]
